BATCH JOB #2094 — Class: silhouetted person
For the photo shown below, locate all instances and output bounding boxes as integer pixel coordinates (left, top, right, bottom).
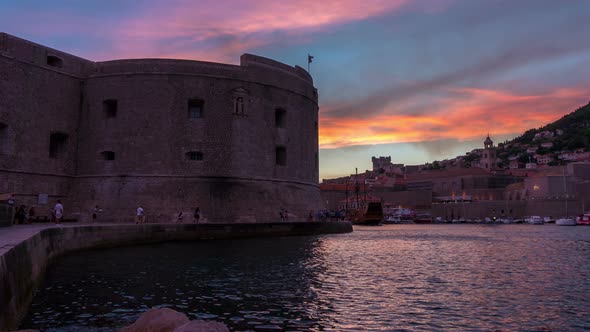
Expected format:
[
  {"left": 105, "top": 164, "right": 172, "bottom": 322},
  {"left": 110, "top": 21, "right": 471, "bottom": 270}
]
[
  {"left": 28, "top": 206, "right": 35, "bottom": 224},
  {"left": 15, "top": 205, "right": 26, "bottom": 224},
  {"left": 92, "top": 205, "right": 101, "bottom": 223},
  {"left": 193, "top": 207, "right": 200, "bottom": 223}
]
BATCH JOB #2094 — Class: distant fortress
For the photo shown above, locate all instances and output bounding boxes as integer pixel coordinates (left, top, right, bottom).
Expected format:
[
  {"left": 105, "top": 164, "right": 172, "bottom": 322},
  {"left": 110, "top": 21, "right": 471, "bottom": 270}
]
[{"left": 0, "top": 32, "right": 321, "bottom": 222}]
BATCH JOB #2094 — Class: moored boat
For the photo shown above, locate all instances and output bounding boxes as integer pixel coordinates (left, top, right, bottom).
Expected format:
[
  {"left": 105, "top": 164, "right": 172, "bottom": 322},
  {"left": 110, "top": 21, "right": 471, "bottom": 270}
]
[
  {"left": 349, "top": 201, "right": 383, "bottom": 226},
  {"left": 556, "top": 218, "right": 576, "bottom": 226},
  {"left": 576, "top": 213, "right": 590, "bottom": 225},
  {"left": 414, "top": 213, "right": 433, "bottom": 224},
  {"left": 383, "top": 215, "right": 402, "bottom": 224},
  {"left": 527, "top": 216, "right": 544, "bottom": 225}
]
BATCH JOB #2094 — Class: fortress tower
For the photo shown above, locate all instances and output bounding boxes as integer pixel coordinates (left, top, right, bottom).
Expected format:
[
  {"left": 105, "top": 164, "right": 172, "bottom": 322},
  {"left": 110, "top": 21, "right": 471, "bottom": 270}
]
[
  {"left": 372, "top": 156, "right": 392, "bottom": 171},
  {"left": 0, "top": 32, "right": 321, "bottom": 222}
]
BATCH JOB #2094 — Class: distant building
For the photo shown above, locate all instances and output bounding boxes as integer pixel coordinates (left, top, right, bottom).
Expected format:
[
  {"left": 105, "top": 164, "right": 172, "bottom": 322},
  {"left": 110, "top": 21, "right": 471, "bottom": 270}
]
[
  {"left": 479, "top": 135, "right": 497, "bottom": 171},
  {"left": 559, "top": 151, "right": 590, "bottom": 161},
  {"left": 533, "top": 131, "right": 554, "bottom": 141},
  {"left": 509, "top": 160, "right": 523, "bottom": 169},
  {"left": 372, "top": 156, "right": 391, "bottom": 171},
  {"left": 535, "top": 154, "right": 554, "bottom": 165}
]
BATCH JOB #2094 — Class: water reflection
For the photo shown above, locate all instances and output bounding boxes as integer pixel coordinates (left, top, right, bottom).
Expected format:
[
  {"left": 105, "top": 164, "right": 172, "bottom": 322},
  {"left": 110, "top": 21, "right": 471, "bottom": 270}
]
[{"left": 21, "top": 225, "right": 590, "bottom": 331}]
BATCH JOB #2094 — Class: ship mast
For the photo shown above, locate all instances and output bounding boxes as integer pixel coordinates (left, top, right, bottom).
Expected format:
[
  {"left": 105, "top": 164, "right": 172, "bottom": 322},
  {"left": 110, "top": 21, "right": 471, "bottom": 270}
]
[
  {"left": 563, "top": 167, "right": 568, "bottom": 217},
  {"left": 355, "top": 168, "right": 359, "bottom": 210}
]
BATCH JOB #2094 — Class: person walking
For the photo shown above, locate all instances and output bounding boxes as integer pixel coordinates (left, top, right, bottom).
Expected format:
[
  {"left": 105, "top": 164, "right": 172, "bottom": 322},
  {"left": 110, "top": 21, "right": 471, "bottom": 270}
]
[
  {"left": 92, "top": 205, "right": 101, "bottom": 223},
  {"left": 7, "top": 194, "right": 15, "bottom": 224},
  {"left": 193, "top": 207, "right": 200, "bottom": 223},
  {"left": 27, "top": 206, "right": 35, "bottom": 224},
  {"left": 136, "top": 205, "right": 145, "bottom": 224},
  {"left": 15, "top": 205, "right": 26, "bottom": 224},
  {"left": 54, "top": 200, "right": 64, "bottom": 225}
]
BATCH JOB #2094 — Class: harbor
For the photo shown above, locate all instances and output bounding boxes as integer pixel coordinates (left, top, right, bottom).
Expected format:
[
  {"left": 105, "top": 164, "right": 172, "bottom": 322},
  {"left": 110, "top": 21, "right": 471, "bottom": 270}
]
[{"left": 17, "top": 224, "right": 590, "bottom": 331}]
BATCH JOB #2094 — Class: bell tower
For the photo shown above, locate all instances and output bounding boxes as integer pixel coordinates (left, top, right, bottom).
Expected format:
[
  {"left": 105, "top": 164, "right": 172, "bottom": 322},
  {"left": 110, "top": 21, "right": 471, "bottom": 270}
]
[{"left": 481, "top": 135, "right": 496, "bottom": 170}]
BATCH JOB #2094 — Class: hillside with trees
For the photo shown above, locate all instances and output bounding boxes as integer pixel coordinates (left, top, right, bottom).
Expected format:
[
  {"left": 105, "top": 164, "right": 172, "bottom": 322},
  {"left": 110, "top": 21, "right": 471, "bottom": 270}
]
[{"left": 495, "top": 101, "right": 590, "bottom": 166}]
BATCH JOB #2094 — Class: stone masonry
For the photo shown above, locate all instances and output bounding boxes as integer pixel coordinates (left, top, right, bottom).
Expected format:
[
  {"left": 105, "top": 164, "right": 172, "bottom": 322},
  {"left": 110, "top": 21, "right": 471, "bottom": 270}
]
[{"left": 0, "top": 32, "right": 321, "bottom": 223}]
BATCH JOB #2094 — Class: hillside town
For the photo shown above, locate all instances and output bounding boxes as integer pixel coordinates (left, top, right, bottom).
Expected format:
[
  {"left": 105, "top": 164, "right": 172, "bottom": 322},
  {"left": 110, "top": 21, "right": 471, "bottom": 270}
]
[{"left": 321, "top": 134, "right": 590, "bottom": 222}]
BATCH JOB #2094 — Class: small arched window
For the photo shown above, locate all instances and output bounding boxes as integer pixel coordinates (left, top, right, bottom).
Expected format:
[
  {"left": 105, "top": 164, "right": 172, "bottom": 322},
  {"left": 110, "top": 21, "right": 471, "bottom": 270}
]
[
  {"left": 275, "top": 108, "right": 286, "bottom": 128},
  {"left": 47, "top": 55, "right": 63, "bottom": 68},
  {"left": 101, "top": 151, "right": 115, "bottom": 160},
  {"left": 186, "top": 151, "right": 203, "bottom": 161}
]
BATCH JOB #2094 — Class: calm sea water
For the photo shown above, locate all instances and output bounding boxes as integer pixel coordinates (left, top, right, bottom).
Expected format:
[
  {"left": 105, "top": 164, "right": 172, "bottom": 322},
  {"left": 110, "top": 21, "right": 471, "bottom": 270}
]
[{"left": 21, "top": 224, "right": 590, "bottom": 331}]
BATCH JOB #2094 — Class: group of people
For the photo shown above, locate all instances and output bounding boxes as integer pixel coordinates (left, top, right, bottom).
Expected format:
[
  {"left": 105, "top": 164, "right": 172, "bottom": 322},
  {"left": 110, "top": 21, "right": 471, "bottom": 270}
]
[
  {"left": 5, "top": 195, "right": 207, "bottom": 225},
  {"left": 7, "top": 195, "right": 63, "bottom": 225},
  {"left": 175, "top": 207, "right": 201, "bottom": 223},
  {"left": 13, "top": 205, "right": 33, "bottom": 224},
  {"left": 135, "top": 206, "right": 201, "bottom": 224}
]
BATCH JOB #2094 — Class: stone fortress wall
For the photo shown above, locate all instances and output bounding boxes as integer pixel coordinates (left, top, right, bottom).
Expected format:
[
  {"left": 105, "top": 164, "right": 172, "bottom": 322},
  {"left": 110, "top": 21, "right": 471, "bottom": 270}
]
[{"left": 0, "top": 32, "right": 321, "bottom": 223}]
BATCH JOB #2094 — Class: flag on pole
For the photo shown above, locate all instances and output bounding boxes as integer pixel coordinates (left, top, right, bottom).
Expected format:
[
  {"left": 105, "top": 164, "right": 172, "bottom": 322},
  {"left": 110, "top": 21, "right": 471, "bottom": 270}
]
[{"left": 308, "top": 54, "right": 314, "bottom": 64}]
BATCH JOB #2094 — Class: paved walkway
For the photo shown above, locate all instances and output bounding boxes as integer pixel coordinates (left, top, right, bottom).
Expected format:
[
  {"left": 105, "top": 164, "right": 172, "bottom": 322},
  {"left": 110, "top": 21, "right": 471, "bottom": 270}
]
[{"left": 0, "top": 223, "right": 120, "bottom": 256}]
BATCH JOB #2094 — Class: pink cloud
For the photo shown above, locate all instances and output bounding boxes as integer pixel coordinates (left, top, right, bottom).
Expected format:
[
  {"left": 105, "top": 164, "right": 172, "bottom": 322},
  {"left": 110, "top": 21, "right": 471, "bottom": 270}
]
[
  {"left": 319, "top": 86, "right": 589, "bottom": 148},
  {"left": 104, "top": 0, "right": 419, "bottom": 61}
]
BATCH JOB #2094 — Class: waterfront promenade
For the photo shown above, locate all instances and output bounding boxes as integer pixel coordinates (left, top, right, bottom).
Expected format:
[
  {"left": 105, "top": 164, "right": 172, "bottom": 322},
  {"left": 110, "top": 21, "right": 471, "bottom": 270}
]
[
  {"left": 0, "top": 224, "right": 72, "bottom": 256},
  {"left": 0, "top": 221, "right": 352, "bottom": 330}
]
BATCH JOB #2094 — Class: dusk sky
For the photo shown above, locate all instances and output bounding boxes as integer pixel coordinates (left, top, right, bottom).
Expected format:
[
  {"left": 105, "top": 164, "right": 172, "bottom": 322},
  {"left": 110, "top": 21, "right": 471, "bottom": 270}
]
[{"left": 2, "top": 0, "right": 589, "bottom": 180}]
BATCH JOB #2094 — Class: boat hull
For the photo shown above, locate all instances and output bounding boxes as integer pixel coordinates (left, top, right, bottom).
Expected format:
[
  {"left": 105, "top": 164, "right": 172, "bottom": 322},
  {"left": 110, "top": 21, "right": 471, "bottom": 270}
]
[
  {"left": 556, "top": 218, "right": 576, "bottom": 226},
  {"left": 348, "top": 202, "right": 384, "bottom": 226}
]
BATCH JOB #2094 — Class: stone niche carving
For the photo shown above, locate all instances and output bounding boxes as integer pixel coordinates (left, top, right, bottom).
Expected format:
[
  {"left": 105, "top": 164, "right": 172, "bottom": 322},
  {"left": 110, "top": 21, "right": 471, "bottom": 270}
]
[{"left": 232, "top": 88, "right": 249, "bottom": 116}]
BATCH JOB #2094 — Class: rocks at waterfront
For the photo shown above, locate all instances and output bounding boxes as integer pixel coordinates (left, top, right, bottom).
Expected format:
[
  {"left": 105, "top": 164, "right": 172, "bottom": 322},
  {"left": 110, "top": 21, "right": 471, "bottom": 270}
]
[
  {"left": 120, "top": 308, "right": 189, "bottom": 332},
  {"left": 174, "top": 320, "right": 230, "bottom": 332},
  {"left": 119, "top": 308, "right": 229, "bottom": 332}
]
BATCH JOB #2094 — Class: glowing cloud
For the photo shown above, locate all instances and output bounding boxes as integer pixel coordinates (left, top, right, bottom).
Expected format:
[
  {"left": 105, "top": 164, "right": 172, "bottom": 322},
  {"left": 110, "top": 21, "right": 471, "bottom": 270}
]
[
  {"left": 105, "top": 0, "right": 417, "bottom": 61},
  {"left": 319, "top": 87, "right": 589, "bottom": 148}
]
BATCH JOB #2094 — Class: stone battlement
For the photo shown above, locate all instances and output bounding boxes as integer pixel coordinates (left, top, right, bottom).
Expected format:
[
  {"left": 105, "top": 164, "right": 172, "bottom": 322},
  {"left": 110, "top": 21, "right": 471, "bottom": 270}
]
[{"left": 0, "top": 32, "right": 314, "bottom": 98}]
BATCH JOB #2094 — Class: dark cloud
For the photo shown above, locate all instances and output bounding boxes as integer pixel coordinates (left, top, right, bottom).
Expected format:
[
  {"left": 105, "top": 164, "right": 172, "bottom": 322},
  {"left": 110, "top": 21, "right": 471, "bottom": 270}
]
[{"left": 321, "top": 5, "right": 590, "bottom": 120}]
